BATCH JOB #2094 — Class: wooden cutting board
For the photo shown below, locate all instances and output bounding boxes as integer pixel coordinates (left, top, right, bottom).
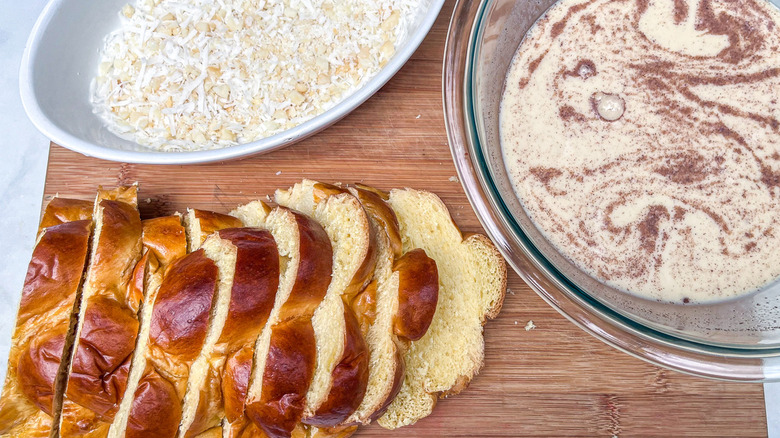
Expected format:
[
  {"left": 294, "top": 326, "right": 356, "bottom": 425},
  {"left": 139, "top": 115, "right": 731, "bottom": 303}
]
[{"left": 42, "top": 1, "right": 766, "bottom": 436}]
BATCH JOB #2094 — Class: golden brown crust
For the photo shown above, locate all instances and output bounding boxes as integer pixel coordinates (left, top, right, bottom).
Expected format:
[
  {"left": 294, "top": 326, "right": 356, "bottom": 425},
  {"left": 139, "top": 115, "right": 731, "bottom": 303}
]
[
  {"left": 180, "top": 227, "right": 281, "bottom": 437},
  {"left": 223, "top": 346, "right": 254, "bottom": 423},
  {"left": 58, "top": 196, "right": 143, "bottom": 435},
  {"left": 305, "top": 306, "right": 368, "bottom": 427},
  {"left": 393, "top": 249, "right": 439, "bottom": 342},
  {"left": 228, "top": 420, "right": 268, "bottom": 438},
  {"left": 17, "top": 220, "right": 93, "bottom": 327},
  {"left": 185, "top": 362, "right": 224, "bottom": 437},
  {"left": 246, "top": 210, "right": 333, "bottom": 438},
  {"left": 142, "top": 215, "right": 188, "bottom": 267},
  {"left": 65, "top": 296, "right": 138, "bottom": 417},
  {"left": 149, "top": 249, "right": 218, "bottom": 361},
  {"left": 117, "top": 215, "right": 189, "bottom": 438},
  {"left": 59, "top": 401, "right": 111, "bottom": 437},
  {"left": 125, "top": 368, "right": 181, "bottom": 438},
  {"left": 350, "top": 280, "right": 377, "bottom": 337},
  {"left": 16, "top": 330, "right": 67, "bottom": 416},
  {"left": 37, "top": 198, "right": 93, "bottom": 232},
  {"left": 217, "top": 228, "right": 280, "bottom": 348},
  {"left": 0, "top": 217, "right": 92, "bottom": 436},
  {"left": 128, "top": 252, "right": 149, "bottom": 314},
  {"left": 98, "top": 185, "right": 139, "bottom": 207},
  {"left": 276, "top": 211, "right": 333, "bottom": 320},
  {"left": 192, "top": 209, "right": 244, "bottom": 246},
  {"left": 351, "top": 184, "right": 389, "bottom": 201},
  {"left": 348, "top": 186, "right": 402, "bottom": 259},
  {"left": 313, "top": 184, "right": 378, "bottom": 300},
  {"left": 248, "top": 318, "right": 317, "bottom": 438}
]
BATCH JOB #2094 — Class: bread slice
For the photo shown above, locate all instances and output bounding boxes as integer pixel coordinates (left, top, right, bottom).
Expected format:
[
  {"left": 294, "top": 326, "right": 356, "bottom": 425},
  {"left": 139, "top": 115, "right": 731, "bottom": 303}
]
[
  {"left": 0, "top": 199, "right": 92, "bottom": 436},
  {"left": 56, "top": 186, "right": 145, "bottom": 437},
  {"left": 37, "top": 196, "right": 93, "bottom": 231},
  {"left": 185, "top": 209, "right": 244, "bottom": 252},
  {"left": 178, "top": 227, "right": 280, "bottom": 437},
  {"left": 124, "top": 247, "right": 219, "bottom": 438},
  {"left": 344, "top": 186, "right": 438, "bottom": 426},
  {"left": 108, "top": 215, "right": 187, "bottom": 438},
  {"left": 118, "top": 209, "right": 243, "bottom": 437},
  {"left": 275, "top": 180, "right": 375, "bottom": 427},
  {"left": 219, "top": 201, "right": 274, "bottom": 438},
  {"left": 377, "top": 188, "right": 506, "bottom": 429},
  {"left": 240, "top": 204, "right": 333, "bottom": 438}
]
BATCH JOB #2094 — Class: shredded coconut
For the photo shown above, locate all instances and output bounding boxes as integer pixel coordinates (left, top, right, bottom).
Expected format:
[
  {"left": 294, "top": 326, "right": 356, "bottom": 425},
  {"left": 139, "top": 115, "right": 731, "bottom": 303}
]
[
  {"left": 92, "top": 0, "right": 419, "bottom": 151},
  {"left": 525, "top": 320, "right": 536, "bottom": 331}
]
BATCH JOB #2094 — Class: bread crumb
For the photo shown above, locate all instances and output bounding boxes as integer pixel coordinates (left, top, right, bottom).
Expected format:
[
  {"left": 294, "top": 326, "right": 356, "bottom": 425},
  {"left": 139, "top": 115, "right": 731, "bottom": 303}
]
[
  {"left": 415, "top": 114, "right": 421, "bottom": 119},
  {"left": 525, "top": 320, "right": 536, "bottom": 331},
  {"left": 145, "top": 198, "right": 152, "bottom": 203},
  {"left": 275, "top": 171, "right": 282, "bottom": 176},
  {"left": 448, "top": 175, "right": 459, "bottom": 182}
]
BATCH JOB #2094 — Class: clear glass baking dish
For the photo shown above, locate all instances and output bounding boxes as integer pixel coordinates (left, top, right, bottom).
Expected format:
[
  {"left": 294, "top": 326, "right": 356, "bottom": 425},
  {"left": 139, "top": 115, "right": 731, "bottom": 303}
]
[{"left": 443, "top": 0, "right": 780, "bottom": 381}]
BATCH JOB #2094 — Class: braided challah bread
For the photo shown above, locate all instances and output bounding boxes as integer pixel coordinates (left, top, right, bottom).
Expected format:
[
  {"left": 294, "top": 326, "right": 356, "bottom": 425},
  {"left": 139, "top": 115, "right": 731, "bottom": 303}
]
[{"left": 0, "top": 182, "right": 506, "bottom": 438}]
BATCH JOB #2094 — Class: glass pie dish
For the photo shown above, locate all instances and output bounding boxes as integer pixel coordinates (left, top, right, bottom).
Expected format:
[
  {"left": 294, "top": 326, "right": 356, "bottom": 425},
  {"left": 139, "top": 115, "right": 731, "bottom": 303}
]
[{"left": 443, "top": 0, "right": 780, "bottom": 381}]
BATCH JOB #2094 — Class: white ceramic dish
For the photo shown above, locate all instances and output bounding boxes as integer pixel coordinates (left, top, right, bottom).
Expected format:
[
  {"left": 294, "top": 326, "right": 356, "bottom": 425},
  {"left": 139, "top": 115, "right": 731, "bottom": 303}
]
[{"left": 20, "top": 0, "right": 444, "bottom": 164}]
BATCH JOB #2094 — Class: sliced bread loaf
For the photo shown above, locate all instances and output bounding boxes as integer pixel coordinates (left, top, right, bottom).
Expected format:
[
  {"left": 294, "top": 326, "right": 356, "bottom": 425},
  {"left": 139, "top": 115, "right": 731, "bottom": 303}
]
[
  {"left": 344, "top": 186, "right": 438, "bottom": 426},
  {"left": 377, "top": 188, "right": 506, "bottom": 429},
  {"left": 275, "top": 180, "right": 374, "bottom": 427},
  {"left": 118, "top": 209, "right": 243, "bottom": 437},
  {"left": 108, "top": 215, "right": 187, "bottom": 438},
  {"left": 178, "top": 227, "right": 280, "bottom": 437},
  {"left": 56, "top": 186, "right": 144, "bottom": 437},
  {"left": 239, "top": 204, "right": 333, "bottom": 438},
  {"left": 0, "top": 199, "right": 93, "bottom": 436}
]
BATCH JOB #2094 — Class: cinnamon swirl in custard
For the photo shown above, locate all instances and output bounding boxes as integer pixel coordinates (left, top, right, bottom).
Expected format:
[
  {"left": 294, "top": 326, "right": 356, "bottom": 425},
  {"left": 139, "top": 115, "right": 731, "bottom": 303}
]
[{"left": 500, "top": 0, "right": 780, "bottom": 303}]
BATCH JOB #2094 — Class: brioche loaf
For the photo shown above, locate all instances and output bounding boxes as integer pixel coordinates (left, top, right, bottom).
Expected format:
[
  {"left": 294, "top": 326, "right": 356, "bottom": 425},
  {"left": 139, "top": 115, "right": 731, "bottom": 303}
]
[
  {"left": 236, "top": 203, "right": 333, "bottom": 438},
  {"left": 178, "top": 227, "right": 280, "bottom": 437},
  {"left": 108, "top": 215, "right": 187, "bottom": 438},
  {"left": 377, "top": 188, "right": 506, "bottom": 429},
  {"left": 0, "top": 182, "right": 506, "bottom": 437},
  {"left": 345, "top": 186, "right": 438, "bottom": 426},
  {"left": 56, "top": 187, "right": 144, "bottom": 437},
  {"left": 275, "top": 181, "right": 374, "bottom": 428},
  {"left": 0, "top": 199, "right": 92, "bottom": 436}
]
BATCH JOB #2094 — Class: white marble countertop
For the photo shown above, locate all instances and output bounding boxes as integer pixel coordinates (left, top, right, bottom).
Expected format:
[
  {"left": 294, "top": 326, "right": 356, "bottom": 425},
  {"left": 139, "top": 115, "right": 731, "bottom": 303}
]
[
  {"left": 0, "top": 1, "right": 777, "bottom": 435},
  {"left": 0, "top": 0, "right": 51, "bottom": 387}
]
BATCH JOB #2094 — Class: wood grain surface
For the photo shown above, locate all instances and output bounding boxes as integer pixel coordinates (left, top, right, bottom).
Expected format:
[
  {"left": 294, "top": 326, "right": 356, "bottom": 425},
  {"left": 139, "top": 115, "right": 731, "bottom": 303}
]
[{"left": 42, "top": 1, "right": 766, "bottom": 436}]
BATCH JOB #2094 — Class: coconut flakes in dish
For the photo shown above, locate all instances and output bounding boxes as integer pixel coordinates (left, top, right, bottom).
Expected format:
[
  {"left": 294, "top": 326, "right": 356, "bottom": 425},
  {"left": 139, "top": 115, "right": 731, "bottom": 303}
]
[{"left": 92, "top": 0, "right": 420, "bottom": 151}]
